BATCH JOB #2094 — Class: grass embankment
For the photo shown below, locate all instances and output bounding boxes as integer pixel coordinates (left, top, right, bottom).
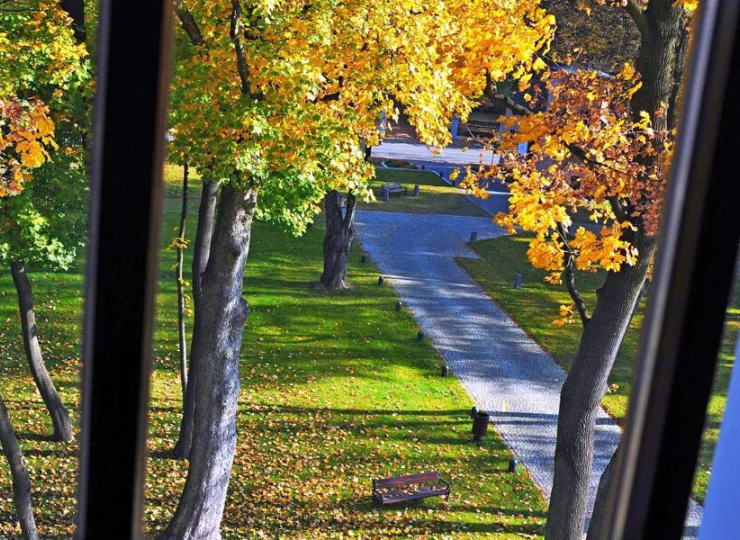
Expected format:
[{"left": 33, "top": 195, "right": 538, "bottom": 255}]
[
  {"left": 359, "top": 168, "right": 489, "bottom": 217},
  {"left": 0, "top": 165, "right": 546, "bottom": 538},
  {"left": 458, "top": 234, "right": 738, "bottom": 501}
]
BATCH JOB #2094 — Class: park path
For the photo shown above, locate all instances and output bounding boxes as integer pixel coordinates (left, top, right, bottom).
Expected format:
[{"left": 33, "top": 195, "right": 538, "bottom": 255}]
[{"left": 354, "top": 209, "right": 702, "bottom": 537}]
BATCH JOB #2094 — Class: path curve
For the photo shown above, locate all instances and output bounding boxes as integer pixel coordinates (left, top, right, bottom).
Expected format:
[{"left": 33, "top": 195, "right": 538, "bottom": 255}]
[{"left": 355, "top": 209, "right": 702, "bottom": 537}]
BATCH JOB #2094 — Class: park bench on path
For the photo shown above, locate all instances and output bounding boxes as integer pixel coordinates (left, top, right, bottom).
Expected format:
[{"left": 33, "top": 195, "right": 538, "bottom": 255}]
[
  {"left": 382, "top": 182, "right": 407, "bottom": 201},
  {"left": 372, "top": 471, "right": 450, "bottom": 511}
]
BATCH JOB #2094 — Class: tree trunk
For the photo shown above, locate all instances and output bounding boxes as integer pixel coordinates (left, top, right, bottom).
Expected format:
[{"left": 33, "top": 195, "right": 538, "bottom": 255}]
[
  {"left": 177, "top": 164, "right": 190, "bottom": 402},
  {"left": 173, "top": 179, "right": 218, "bottom": 459},
  {"left": 161, "top": 184, "right": 257, "bottom": 540},
  {"left": 320, "top": 190, "right": 356, "bottom": 290},
  {"left": 0, "top": 394, "right": 39, "bottom": 540},
  {"left": 10, "top": 262, "right": 73, "bottom": 443},
  {"left": 585, "top": 440, "right": 621, "bottom": 540},
  {"left": 545, "top": 234, "right": 655, "bottom": 540},
  {"left": 631, "top": 1, "right": 685, "bottom": 133}
]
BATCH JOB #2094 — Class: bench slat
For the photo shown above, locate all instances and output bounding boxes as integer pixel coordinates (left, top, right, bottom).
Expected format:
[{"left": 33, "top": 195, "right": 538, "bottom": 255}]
[{"left": 374, "top": 471, "right": 440, "bottom": 489}]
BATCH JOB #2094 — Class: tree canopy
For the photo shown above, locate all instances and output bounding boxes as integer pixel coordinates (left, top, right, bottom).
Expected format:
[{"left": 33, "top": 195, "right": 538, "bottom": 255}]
[
  {"left": 0, "top": 0, "right": 90, "bottom": 269},
  {"left": 169, "top": 0, "right": 555, "bottom": 233}
]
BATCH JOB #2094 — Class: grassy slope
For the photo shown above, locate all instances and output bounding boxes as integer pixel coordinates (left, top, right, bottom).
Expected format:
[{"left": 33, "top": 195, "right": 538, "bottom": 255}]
[
  {"left": 359, "top": 168, "right": 490, "bottom": 217},
  {"left": 457, "top": 235, "right": 738, "bottom": 502},
  {"left": 0, "top": 168, "right": 545, "bottom": 538}
]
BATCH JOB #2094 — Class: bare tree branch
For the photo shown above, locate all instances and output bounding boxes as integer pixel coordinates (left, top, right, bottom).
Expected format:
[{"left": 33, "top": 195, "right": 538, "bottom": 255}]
[
  {"left": 556, "top": 224, "right": 591, "bottom": 327},
  {"left": 624, "top": 0, "right": 648, "bottom": 36},
  {"left": 175, "top": 0, "right": 204, "bottom": 46},
  {"left": 230, "top": 0, "right": 251, "bottom": 96}
]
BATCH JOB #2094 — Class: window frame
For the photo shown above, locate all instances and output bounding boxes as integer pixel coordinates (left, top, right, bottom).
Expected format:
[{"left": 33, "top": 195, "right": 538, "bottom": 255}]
[{"left": 75, "top": 0, "right": 740, "bottom": 538}]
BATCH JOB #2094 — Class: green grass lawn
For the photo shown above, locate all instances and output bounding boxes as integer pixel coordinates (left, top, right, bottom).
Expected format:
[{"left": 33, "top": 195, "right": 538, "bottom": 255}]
[
  {"left": 359, "top": 168, "right": 490, "bottom": 217},
  {"left": 0, "top": 176, "right": 546, "bottom": 538},
  {"left": 458, "top": 234, "right": 738, "bottom": 502}
]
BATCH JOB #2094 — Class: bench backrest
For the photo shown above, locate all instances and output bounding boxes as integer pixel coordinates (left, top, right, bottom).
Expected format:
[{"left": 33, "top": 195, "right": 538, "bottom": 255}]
[{"left": 374, "top": 471, "right": 440, "bottom": 489}]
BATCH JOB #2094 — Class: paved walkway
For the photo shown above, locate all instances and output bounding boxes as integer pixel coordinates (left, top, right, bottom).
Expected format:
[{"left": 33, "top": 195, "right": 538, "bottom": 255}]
[{"left": 355, "top": 210, "right": 702, "bottom": 537}]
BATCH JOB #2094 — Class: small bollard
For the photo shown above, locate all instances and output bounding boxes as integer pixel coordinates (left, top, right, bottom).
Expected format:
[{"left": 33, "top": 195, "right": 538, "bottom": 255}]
[
  {"left": 472, "top": 411, "right": 490, "bottom": 444},
  {"left": 470, "top": 406, "right": 478, "bottom": 420},
  {"left": 441, "top": 364, "right": 450, "bottom": 377},
  {"left": 508, "top": 458, "right": 519, "bottom": 473},
  {"left": 382, "top": 188, "right": 390, "bottom": 202},
  {"left": 469, "top": 231, "right": 478, "bottom": 243},
  {"left": 513, "top": 273, "right": 523, "bottom": 289},
  {"left": 439, "top": 171, "right": 445, "bottom": 179},
  {"left": 412, "top": 184, "right": 420, "bottom": 197},
  {"left": 421, "top": 165, "right": 425, "bottom": 170},
  {"left": 417, "top": 330, "right": 425, "bottom": 342},
  {"left": 361, "top": 254, "right": 367, "bottom": 263},
  {"left": 395, "top": 301, "right": 403, "bottom": 312},
  {"left": 377, "top": 276, "right": 384, "bottom": 286},
  {"left": 451, "top": 179, "right": 457, "bottom": 187}
]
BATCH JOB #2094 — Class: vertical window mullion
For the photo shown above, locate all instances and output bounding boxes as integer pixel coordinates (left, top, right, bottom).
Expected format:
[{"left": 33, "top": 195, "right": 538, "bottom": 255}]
[{"left": 76, "top": 0, "right": 173, "bottom": 538}]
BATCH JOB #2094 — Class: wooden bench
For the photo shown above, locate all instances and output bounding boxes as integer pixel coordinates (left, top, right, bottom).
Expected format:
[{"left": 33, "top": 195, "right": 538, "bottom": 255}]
[
  {"left": 372, "top": 471, "right": 450, "bottom": 510},
  {"left": 381, "top": 182, "right": 407, "bottom": 201}
]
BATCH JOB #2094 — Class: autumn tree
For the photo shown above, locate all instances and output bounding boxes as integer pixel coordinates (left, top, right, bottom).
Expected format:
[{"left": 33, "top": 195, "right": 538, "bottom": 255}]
[
  {"left": 0, "top": 2, "right": 88, "bottom": 534},
  {"left": 467, "top": 1, "right": 695, "bottom": 538},
  {"left": 161, "top": 0, "right": 553, "bottom": 537},
  {"left": 1, "top": 1, "right": 89, "bottom": 445}
]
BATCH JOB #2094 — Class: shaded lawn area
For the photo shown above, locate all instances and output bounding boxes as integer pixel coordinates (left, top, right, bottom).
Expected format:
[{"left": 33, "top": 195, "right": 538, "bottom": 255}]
[
  {"left": 359, "top": 168, "right": 490, "bottom": 217},
  {"left": 0, "top": 189, "right": 546, "bottom": 538},
  {"left": 458, "top": 234, "right": 738, "bottom": 502}
]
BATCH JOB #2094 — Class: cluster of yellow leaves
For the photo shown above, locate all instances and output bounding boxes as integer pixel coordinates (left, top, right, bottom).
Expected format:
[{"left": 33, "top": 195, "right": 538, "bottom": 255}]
[
  {"left": 469, "top": 64, "right": 672, "bottom": 309},
  {"left": 170, "top": 0, "right": 555, "bottom": 220},
  {"left": 553, "top": 303, "right": 575, "bottom": 327},
  {"left": 0, "top": 97, "right": 57, "bottom": 196}
]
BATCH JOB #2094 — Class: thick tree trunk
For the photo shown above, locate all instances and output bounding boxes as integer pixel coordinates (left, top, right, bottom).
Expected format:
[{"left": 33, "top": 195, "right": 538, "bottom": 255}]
[
  {"left": 585, "top": 440, "right": 621, "bottom": 540},
  {"left": 161, "top": 184, "right": 257, "bottom": 540},
  {"left": 173, "top": 179, "right": 218, "bottom": 459},
  {"left": 545, "top": 234, "right": 655, "bottom": 540},
  {"left": 10, "top": 263, "right": 73, "bottom": 443},
  {"left": 0, "top": 394, "right": 39, "bottom": 540},
  {"left": 177, "top": 164, "right": 190, "bottom": 402},
  {"left": 320, "top": 190, "right": 356, "bottom": 290}
]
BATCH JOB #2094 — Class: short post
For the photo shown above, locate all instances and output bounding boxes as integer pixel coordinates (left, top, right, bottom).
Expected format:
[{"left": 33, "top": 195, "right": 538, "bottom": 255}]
[
  {"left": 417, "top": 330, "right": 425, "bottom": 342},
  {"left": 438, "top": 171, "right": 444, "bottom": 180},
  {"left": 469, "top": 231, "right": 478, "bottom": 243},
  {"left": 377, "top": 276, "right": 384, "bottom": 286},
  {"left": 508, "top": 458, "right": 519, "bottom": 473},
  {"left": 513, "top": 273, "right": 523, "bottom": 289},
  {"left": 382, "top": 188, "right": 389, "bottom": 202},
  {"left": 441, "top": 364, "right": 450, "bottom": 377},
  {"left": 472, "top": 411, "right": 490, "bottom": 445},
  {"left": 421, "top": 165, "right": 425, "bottom": 170},
  {"left": 412, "top": 184, "right": 420, "bottom": 197},
  {"left": 361, "top": 254, "right": 367, "bottom": 264},
  {"left": 395, "top": 301, "right": 402, "bottom": 312},
  {"left": 451, "top": 179, "right": 457, "bottom": 187}
]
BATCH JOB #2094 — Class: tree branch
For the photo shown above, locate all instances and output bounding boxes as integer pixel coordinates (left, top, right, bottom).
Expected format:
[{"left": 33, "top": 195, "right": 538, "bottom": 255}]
[
  {"left": 624, "top": 0, "right": 648, "bottom": 36},
  {"left": 557, "top": 224, "right": 590, "bottom": 327},
  {"left": 343, "top": 190, "right": 356, "bottom": 228},
  {"left": 230, "top": 0, "right": 251, "bottom": 96},
  {"left": 175, "top": 0, "right": 204, "bottom": 46}
]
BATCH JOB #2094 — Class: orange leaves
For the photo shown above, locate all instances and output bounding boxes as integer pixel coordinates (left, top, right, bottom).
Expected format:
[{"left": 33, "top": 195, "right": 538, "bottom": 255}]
[{"left": 0, "top": 96, "right": 57, "bottom": 197}]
